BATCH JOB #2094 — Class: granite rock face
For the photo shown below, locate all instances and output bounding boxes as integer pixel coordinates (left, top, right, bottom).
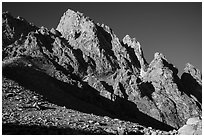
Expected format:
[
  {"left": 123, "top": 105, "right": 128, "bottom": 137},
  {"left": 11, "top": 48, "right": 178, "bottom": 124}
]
[
  {"left": 141, "top": 53, "right": 201, "bottom": 128},
  {"left": 2, "top": 9, "right": 202, "bottom": 132}
]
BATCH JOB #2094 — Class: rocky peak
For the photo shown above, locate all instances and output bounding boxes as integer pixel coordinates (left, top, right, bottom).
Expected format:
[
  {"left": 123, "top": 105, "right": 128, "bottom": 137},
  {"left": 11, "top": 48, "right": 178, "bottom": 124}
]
[
  {"left": 181, "top": 63, "right": 202, "bottom": 104},
  {"left": 2, "top": 9, "right": 202, "bottom": 134},
  {"left": 56, "top": 9, "right": 95, "bottom": 43},
  {"left": 141, "top": 51, "right": 201, "bottom": 128},
  {"left": 183, "top": 63, "right": 202, "bottom": 86},
  {"left": 2, "top": 11, "right": 38, "bottom": 46},
  {"left": 149, "top": 52, "right": 167, "bottom": 68},
  {"left": 56, "top": 9, "right": 120, "bottom": 78},
  {"left": 146, "top": 52, "right": 178, "bottom": 76},
  {"left": 122, "top": 35, "right": 148, "bottom": 74}
]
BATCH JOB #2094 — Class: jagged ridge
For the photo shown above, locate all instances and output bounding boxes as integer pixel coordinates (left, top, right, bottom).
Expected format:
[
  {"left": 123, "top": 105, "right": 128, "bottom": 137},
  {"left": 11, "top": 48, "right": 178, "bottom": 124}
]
[{"left": 2, "top": 9, "right": 202, "bottom": 133}]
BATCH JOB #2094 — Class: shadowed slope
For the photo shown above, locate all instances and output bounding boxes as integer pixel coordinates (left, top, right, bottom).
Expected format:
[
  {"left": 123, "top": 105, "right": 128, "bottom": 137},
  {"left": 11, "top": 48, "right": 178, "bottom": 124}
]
[
  {"left": 2, "top": 9, "right": 201, "bottom": 133},
  {"left": 2, "top": 57, "right": 174, "bottom": 131}
]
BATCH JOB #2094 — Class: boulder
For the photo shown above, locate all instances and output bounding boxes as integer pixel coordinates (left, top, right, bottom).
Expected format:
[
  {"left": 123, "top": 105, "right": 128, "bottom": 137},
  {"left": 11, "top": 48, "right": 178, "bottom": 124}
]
[{"left": 178, "top": 117, "right": 202, "bottom": 135}]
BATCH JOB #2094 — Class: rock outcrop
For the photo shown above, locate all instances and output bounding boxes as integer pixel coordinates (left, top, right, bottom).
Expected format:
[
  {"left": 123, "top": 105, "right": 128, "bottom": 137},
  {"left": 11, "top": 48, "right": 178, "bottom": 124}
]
[
  {"left": 2, "top": 12, "right": 37, "bottom": 47},
  {"left": 178, "top": 117, "right": 202, "bottom": 135},
  {"left": 2, "top": 9, "right": 202, "bottom": 133},
  {"left": 141, "top": 53, "right": 201, "bottom": 128},
  {"left": 181, "top": 63, "right": 202, "bottom": 104}
]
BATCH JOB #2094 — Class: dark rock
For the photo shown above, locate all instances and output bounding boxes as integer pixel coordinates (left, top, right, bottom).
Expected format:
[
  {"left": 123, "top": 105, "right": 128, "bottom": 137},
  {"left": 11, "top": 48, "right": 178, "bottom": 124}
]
[
  {"left": 181, "top": 63, "right": 202, "bottom": 104},
  {"left": 2, "top": 12, "right": 38, "bottom": 47},
  {"left": 142, "top": 53, "right": 201, "bottom": 128},
  {"left": 122, "top": 35, "right": 148, "bottom": 74},
  {"left": 2, "top": 9, "right": 202, "bottom": 133}
]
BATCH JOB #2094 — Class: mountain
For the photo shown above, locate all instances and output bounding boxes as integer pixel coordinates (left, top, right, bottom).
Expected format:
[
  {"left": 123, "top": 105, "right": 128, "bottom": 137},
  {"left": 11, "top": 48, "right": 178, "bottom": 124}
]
[{"left": 2, "top": 9, "right": 202, "bottom": 135}]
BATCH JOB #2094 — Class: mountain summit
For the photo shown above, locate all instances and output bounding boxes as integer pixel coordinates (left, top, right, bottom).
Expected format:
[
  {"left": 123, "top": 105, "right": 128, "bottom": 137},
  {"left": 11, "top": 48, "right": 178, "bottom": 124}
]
[{"left": 2, "top": 9, "right": 202, "bottom": 135}]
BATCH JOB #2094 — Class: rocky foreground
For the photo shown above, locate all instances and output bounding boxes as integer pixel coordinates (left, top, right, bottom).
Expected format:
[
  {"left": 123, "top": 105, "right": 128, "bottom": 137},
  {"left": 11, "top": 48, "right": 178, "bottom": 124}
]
[{"left": 2, "top": 9, "right": 202, "bottom": 135}]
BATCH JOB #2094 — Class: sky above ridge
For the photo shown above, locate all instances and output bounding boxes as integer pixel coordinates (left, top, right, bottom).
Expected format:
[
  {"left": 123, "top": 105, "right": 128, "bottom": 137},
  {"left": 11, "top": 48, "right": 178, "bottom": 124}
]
[{"left": 2, "top": 2, "right": 202, "bottom": 75}]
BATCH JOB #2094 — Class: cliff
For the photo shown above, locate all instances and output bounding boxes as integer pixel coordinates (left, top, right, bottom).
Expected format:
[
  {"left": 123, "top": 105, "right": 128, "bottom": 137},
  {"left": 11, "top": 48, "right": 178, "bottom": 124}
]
[{"left": 2, "top": 9, "right": 202, "bottom": 135}]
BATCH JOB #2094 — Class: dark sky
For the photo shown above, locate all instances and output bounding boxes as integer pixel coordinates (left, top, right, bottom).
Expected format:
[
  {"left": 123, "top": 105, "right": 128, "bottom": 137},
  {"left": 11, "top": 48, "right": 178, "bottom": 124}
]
[{"left": 2, "top": 2, "right": 202, "bottom": 75}]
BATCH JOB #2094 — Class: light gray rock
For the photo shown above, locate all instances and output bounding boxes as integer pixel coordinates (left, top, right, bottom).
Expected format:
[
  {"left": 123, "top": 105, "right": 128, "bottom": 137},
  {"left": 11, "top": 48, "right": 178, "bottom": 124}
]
[
  {"left": 178, "top": 117, "right": 202, "bottom": 135},
  {"left": 186, "top": 117, "right": 201, "bottom": 125}
]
